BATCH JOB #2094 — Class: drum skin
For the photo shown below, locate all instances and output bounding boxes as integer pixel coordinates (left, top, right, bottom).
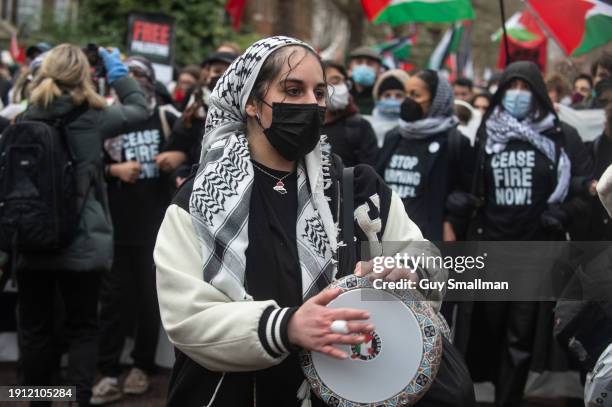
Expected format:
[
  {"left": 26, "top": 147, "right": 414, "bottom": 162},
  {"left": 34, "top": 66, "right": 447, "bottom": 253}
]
[{"left": 301, "top": 275, "right": 443, "bottom": 406}]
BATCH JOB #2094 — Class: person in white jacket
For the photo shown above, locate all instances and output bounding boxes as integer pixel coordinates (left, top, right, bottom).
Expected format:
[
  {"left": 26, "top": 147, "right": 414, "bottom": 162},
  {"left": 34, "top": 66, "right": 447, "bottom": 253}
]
[{"left": 154, "top": 36, "right": 474, "bottom": 407}]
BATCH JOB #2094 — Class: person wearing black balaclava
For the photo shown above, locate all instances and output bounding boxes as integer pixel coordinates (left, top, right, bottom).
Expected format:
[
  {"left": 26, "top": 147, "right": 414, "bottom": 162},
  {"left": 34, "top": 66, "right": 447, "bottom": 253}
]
[
  {"left": 321, "top": 60, "right": 378, "bottom": 167},
  {"left": 92, "top": 55, "right": 180, "bottom": 405},
  {"left": 450, "top": 61, "right": 593, "bottom": 407},
  {"left": 377, "top": 69, "right": 474, "bottom": 241}
]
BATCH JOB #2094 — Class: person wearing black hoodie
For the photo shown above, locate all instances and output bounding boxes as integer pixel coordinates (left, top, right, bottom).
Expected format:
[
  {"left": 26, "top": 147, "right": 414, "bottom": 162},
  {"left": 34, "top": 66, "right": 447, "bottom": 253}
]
[
  {"left": 450, "top": 61, "right": 593, "bottom": 407},
  {"left": 377, "top": 70, "right": 474, "bottom": 241},
  {"left": 322, "top": 61, "right": 378, "bottom": 167}
]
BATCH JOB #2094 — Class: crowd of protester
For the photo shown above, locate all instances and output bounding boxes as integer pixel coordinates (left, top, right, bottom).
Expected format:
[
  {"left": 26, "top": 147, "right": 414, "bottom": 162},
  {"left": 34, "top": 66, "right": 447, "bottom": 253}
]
[{"left": 0, "top": 35, "right": 611, "bottom": 407}]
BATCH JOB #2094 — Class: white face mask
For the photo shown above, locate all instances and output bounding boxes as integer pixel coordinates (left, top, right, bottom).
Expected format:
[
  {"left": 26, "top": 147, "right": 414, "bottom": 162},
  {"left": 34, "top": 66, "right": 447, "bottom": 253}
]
[{"left": 327, "top": 83, "right": 350, "bottom": 111}]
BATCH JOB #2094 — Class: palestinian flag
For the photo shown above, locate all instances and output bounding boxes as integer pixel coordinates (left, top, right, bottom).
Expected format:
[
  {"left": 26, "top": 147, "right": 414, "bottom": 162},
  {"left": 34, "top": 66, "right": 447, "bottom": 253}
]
[
  {"left": 428, "top": 22, "right": 462, "bottom": 70},
  {"left": 428, "top": 22, "right": 473, "bottom": 80},
  {"left": 493, "top": 9, "right": 547, "bottom": 71},
  {"left": 361, "top": 0, "right": 475, "bottom": 26},
  {"left": 374, "top": 36, "right": 414, "bottom": 64},
  {"left": 527, "top": 0, "right": 612, "bottom": 56},
  {"left": 491, "top": 12, "right": 540, "bottom": 43}
]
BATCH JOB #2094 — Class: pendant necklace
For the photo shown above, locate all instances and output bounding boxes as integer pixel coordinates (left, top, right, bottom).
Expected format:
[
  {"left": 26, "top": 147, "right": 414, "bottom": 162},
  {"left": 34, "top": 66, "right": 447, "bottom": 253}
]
[{"left": 251, "top": 161, "right": 295, "bottom": 195}]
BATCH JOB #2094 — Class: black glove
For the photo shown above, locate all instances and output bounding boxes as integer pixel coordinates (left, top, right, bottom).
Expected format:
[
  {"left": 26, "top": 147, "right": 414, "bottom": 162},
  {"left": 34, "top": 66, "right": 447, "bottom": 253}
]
[
  {"left": 446, "top": 191, "right": 481, "bottom": 218},
  {"left": 540, "top": 204, "right": 568, "bottom": 233}
]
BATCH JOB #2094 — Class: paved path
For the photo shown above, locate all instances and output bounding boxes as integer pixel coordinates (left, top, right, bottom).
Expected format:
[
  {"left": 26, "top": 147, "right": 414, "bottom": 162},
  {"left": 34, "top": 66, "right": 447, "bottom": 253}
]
[{"left": 0, "top": 362, "right": 584, "bottom": 406}]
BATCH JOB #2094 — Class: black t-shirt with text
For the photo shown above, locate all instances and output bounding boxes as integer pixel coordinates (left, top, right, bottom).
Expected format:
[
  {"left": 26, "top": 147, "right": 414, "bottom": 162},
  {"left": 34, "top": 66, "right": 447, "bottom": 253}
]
[
  {"left": 482, "top": 139, "right": 557, "bottom": 240},
  {"left": 105, "top": 107, "right": 178, "bottom": 246},
  {"left": 382, "top": 135, "right": 449, "bottom": 239}
]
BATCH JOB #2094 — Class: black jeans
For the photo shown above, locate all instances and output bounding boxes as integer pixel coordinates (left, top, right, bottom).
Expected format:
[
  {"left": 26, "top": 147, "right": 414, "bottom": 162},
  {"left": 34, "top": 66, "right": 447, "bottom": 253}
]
[
  {"left": 97, "top": 244, "right": 160, "bottom": 377},
  {"left": 16, "top": 269, "right": 101, "bottom": 406}
]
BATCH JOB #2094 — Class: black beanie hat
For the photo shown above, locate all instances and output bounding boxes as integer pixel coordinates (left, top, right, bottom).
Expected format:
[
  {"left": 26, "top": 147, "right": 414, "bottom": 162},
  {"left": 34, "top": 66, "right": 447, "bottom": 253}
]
[{"left": 377, "top": 76, "right": 405, "bottom": 98}]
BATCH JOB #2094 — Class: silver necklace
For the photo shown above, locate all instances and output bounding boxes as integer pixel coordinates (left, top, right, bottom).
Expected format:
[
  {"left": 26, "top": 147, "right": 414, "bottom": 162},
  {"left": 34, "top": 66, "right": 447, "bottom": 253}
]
[{"left": 251, "top": 161, "right": 295, "bottom": 195}]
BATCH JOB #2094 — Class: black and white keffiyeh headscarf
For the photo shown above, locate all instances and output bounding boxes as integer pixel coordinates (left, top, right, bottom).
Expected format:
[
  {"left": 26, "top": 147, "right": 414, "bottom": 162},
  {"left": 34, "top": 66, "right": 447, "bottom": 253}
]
[
  {"left": 189, "top": 36, "right": 338, "bottom": 302},
  {"left": 486, "top": 107, "right": 571, "bottom": 204}
]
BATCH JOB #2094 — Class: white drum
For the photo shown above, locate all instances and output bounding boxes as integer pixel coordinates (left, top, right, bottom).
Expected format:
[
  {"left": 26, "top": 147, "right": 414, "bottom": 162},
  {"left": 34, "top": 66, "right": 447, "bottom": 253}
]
[{"left": 301, "top": 275, "right": 443, "bottom": 406}]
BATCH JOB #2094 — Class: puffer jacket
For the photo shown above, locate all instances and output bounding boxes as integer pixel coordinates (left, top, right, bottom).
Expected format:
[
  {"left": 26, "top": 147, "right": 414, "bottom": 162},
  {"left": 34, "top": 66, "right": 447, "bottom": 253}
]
[{"left": 18, "top": 76, "right": 148, "bottom": 272}]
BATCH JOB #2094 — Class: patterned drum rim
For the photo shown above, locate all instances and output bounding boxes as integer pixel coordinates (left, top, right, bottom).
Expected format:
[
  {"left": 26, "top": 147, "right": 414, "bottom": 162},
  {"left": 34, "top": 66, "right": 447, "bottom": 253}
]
[{"left": 301, "top": 275, "right": 443, "bottom": 407}]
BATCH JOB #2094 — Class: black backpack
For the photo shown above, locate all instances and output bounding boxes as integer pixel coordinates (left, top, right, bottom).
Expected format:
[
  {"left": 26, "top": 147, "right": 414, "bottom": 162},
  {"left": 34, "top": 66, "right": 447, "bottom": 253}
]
[{"left": 0, "top": 104, "right": 89, "bottom": 252}]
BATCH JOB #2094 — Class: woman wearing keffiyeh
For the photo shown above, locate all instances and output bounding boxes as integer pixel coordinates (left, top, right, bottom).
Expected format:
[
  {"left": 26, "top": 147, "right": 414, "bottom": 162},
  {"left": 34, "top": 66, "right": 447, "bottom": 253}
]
[{"left": 154, "top": 37, "right": 474, "bottom": 406}]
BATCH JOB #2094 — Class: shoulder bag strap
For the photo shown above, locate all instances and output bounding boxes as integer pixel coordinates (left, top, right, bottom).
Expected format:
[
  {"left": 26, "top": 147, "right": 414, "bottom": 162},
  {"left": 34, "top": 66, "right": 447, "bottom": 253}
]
[
  {"left": 158, "top": 105, "right": 172, "bottom": 140},
  {"left": 340, "top": 166, "right": 356, "bottom": 277}
]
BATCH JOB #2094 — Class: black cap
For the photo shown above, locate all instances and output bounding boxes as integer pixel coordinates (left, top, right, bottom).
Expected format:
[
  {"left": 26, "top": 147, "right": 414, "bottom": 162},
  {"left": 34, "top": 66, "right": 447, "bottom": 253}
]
[{"left": 201, "top": 52, "right": 239, "bottom": 68}]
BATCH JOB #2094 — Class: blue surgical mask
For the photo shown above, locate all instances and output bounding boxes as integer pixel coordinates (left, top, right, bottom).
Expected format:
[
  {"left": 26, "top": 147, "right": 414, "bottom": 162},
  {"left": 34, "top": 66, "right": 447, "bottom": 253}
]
[
  {"left": 376, "top": 98, "right": 402, "bottom": 119},
  {"left": 352, "top": 64, "right": 376, "bottom": 87},
  {"left": 502, "top": 89, "right": 532, "bottom": 120}
]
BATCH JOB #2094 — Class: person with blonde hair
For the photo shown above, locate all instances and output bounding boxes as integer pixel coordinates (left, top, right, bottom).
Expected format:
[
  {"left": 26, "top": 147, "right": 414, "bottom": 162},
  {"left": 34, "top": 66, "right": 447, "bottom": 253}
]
[{"left": 15, "top": 43, "right": 148, "bottom": 406}]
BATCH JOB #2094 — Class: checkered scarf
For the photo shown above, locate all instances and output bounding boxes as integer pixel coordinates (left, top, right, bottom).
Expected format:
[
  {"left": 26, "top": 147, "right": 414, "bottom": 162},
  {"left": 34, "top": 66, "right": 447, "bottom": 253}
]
[
  {"left": 486, "top": 108, "right": 571, "bottom": 204},
  {"left": 189, "top": 36, "right": 337, "bottom": 301}
]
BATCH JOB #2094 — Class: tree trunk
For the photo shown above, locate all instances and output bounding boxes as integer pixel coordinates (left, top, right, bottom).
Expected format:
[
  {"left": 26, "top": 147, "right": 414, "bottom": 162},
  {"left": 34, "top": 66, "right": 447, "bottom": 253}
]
[
  {"left": 327, "top": 0, "right": 365, "bottom": 51},
  {"left": 274, "top": 0, "right": 295, "bottom": 36},
  {"left": 347, "top": 8, "right": 364, "bottom": 50}
]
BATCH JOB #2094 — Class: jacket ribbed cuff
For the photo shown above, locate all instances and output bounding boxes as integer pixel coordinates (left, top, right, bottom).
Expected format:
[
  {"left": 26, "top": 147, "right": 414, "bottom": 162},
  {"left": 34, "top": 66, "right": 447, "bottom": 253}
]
[{"left": 258, "top": 306, "right": 299, "bottom": 358}]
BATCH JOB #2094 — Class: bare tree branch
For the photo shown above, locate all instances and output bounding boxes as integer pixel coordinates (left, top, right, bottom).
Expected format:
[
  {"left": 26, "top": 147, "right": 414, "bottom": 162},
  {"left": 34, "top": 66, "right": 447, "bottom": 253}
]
[{"left": 328, "top": 0, "right": 350, "bottom": 16}]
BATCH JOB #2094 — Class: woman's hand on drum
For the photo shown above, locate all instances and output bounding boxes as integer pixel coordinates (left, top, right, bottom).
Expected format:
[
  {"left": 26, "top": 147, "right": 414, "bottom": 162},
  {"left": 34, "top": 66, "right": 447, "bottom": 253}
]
[
  {"left": 354, "top": 258, "right": 419, "bottom": 283},
  {"left": 288, "top": 288, "right": 374, "bottom": 359}
]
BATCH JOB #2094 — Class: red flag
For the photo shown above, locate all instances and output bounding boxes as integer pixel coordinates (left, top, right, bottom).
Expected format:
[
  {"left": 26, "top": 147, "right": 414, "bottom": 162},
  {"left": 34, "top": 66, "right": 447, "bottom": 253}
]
[
  {"left": 497, "top": 33, "right": 547, "bottom": 72},
  {"left": 225, "top": 0, "right": 246, "bottom": 31},
  {"left": 9, "top": 31, "right": 25, "bottom": 64},
  {"left": 526, "top": 0, "right": 594, "bottom": 55}
]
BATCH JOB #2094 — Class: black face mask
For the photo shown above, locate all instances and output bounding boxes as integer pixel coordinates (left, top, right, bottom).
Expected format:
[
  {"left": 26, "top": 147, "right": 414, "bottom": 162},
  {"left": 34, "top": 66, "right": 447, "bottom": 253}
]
[
  {"left": 400, "top": 97, "right": 424, "bottom": 122},
  {"left": 257, "top": 102, "right": 326, "bottom": 162}
]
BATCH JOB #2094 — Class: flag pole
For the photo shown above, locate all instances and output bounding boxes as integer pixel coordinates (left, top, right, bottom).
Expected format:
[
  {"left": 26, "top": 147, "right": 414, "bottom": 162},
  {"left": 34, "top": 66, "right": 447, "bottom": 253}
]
[{"left": 499, "top": 0, "right": 511, "bottom": 64}]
